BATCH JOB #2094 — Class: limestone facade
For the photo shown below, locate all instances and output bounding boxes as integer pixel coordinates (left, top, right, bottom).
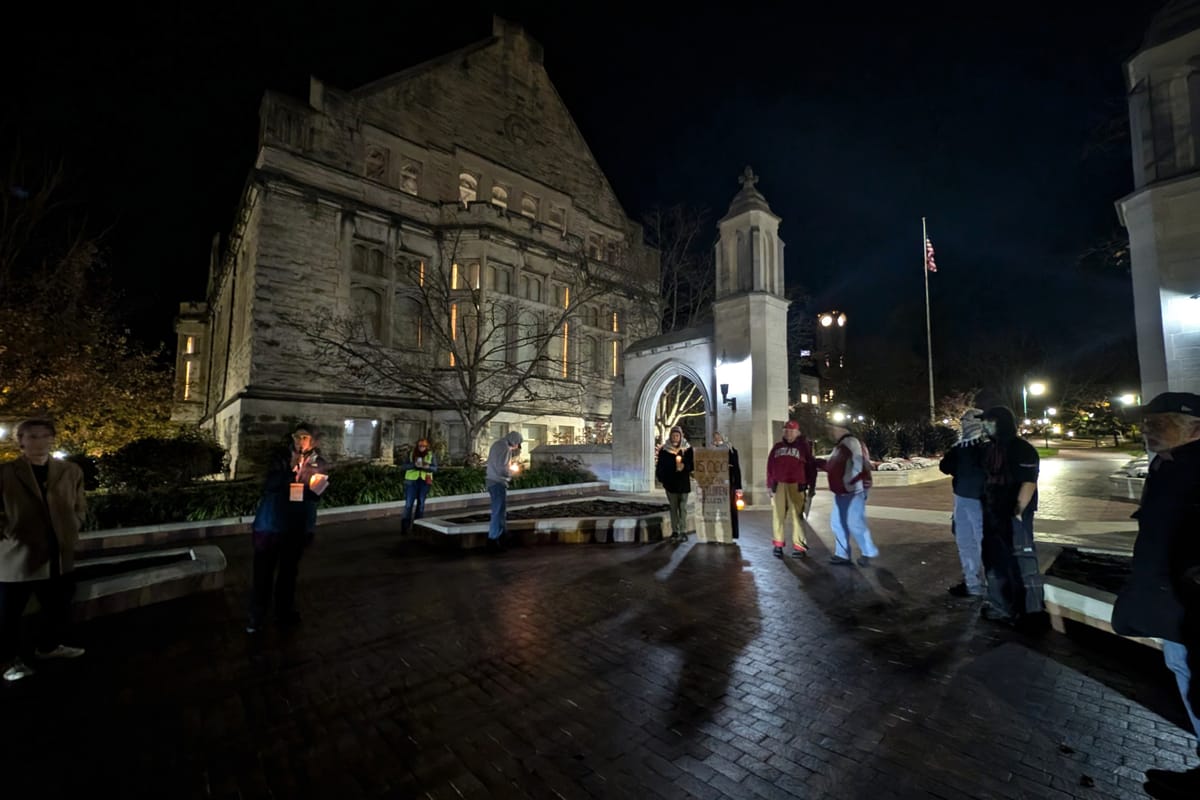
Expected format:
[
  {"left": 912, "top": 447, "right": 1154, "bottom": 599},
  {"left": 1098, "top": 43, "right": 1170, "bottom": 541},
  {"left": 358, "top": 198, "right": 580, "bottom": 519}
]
[
  {"left": 172, "top": 18, "right": 658, "bottom": 476},
  {"left": 1117, "top": 1, "right": 1200, "bottom": 397}
]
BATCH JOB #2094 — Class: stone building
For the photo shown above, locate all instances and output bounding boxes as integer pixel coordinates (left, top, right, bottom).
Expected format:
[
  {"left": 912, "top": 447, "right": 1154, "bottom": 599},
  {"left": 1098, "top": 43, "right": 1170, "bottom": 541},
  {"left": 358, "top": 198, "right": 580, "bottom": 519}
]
[
  {"left": 1118, "top": 0, "right": 1200, "bottom": 396},
  {"left": 172, "top": 18, "right": 658, "bottom": 476}
]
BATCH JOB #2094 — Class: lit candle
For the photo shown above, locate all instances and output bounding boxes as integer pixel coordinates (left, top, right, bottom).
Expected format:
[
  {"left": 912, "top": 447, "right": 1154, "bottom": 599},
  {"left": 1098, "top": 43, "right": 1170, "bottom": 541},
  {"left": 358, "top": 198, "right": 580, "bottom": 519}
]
[
  {"left": 675, "top": 454, "right": 682, "bottom": 465},
  {"left": 735, "top": 490, "right": 745, "bottom": 512},
  {"left": 509, "top": 462, "right": 520, "bottom": 474}
]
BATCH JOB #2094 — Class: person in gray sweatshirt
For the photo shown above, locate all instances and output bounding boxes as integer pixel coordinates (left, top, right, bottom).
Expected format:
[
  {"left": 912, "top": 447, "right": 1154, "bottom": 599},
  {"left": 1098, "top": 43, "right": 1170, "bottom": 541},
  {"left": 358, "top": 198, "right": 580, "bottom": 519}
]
[
  {"left": 485, "top": 431, "right": 523, "bottom": 552},
  {"left": 939, "top": 409, "right": 988, "bottom": 597}
]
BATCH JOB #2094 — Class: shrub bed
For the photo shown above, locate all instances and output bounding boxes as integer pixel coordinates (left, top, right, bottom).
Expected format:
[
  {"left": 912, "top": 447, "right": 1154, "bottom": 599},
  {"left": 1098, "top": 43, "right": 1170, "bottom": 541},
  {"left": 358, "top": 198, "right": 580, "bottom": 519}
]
[{"left": 83, "top": 459, "right": 598, "bottom": 530}]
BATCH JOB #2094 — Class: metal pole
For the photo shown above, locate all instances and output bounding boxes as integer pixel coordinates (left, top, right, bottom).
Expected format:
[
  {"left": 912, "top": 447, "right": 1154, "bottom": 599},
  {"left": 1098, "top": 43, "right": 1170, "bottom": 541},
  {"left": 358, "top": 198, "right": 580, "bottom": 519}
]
[{"left": 922, "top": 217, "right": 935, "bottom": 423}]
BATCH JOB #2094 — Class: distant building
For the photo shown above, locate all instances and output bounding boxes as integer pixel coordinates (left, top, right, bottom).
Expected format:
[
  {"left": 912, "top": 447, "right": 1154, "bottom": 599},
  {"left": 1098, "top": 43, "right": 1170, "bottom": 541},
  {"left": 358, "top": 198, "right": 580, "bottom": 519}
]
[
  {"left": 1117, "top": 0, "right": 1200, "bottom": 396},
  {"left": 172, "top": 18, "right": 658, "bottom": 476}
]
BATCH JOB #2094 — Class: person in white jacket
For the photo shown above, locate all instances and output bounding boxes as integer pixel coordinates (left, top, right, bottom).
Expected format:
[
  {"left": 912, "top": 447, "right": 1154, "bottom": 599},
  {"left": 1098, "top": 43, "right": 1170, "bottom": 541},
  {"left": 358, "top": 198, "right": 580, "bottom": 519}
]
[{"left": 815, "top": 422, "right": 880, "bottom": 566}]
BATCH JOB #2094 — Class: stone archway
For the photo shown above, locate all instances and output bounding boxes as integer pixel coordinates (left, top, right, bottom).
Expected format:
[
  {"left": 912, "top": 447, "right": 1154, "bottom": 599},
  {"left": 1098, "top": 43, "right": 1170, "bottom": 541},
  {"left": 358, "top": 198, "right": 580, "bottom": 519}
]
[{"left": 611, "top": 336, "right": 716, "bottom": 492}]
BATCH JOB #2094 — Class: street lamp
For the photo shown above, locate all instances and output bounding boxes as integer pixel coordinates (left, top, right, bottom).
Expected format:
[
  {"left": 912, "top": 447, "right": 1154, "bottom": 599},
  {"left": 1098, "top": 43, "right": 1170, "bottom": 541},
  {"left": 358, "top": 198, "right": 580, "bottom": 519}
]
[
  {"left": 1022, "top": 381, "right": 1046, "bottom": 416},
  {"left": 1119, "top": 393, "right": 1139, "bottom": 407}
]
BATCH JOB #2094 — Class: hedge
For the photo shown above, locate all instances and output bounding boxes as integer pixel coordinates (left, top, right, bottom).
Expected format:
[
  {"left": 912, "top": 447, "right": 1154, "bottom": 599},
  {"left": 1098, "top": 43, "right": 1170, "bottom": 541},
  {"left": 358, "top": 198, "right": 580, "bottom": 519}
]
[{"left": 83, "top": 459, "right": 597, "bottom": 530}]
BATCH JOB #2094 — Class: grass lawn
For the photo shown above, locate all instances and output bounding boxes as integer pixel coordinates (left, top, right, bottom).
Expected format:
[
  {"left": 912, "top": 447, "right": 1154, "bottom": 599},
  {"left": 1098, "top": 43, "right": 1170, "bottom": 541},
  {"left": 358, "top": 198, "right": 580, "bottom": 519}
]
[{"left": 1036, "top": 447, "right": 1059, "bottom": 458}]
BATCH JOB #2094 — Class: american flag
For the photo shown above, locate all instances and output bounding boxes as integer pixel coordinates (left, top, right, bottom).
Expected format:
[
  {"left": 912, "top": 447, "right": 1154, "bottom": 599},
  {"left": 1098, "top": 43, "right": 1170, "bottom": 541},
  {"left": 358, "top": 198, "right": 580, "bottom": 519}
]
[{"left": 925, "top": 237, "right": 937, "bottom": 273}]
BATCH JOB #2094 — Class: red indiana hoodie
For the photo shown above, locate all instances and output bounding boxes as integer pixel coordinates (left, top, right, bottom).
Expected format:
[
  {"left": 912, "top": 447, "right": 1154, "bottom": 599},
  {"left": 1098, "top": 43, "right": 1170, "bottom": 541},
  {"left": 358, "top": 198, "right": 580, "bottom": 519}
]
[{"left": 766, "top": 436, "right": 818, "bottom": 490}]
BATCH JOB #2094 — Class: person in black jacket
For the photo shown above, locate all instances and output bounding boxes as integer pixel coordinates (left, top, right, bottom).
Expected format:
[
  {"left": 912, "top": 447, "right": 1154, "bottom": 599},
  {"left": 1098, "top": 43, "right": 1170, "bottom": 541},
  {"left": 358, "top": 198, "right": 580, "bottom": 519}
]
[
  {"left": 247, "top": 423, "right": 329, "bottom": 633},
  {"left": 655, "top": 426, "right": 694, "bottom": 543},
  {"left": 977, "top": 406, "right": 1041, "bottom": 623},
  {"left": 940, "top": 409, "right": 988, "bottom": 597},
  {"left": 1111, "top": 393, "right": 1200, "bottom": 799}
]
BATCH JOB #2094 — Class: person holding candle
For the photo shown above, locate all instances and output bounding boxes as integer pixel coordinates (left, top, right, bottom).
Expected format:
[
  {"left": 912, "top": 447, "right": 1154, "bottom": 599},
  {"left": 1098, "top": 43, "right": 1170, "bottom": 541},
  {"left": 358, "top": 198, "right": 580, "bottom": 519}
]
[
  {"left": 655, "top": 426, "right": 694, "bottom": 543},
  {"left": 485, "top": 431, "right": 523, "bottom": 553},
  {"left": 712, "top": 431, "right": 742, "bottom": 540},
  {"left": 247, "top": 422, "right": 329, "bottom": 633}
]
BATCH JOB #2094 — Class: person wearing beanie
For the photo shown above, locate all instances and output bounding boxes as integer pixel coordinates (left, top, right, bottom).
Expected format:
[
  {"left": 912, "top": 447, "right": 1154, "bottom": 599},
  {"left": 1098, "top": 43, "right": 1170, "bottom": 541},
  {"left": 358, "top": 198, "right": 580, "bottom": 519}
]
[
  {"left": 247, "top": 422, "right": 329, "bottom": 633},
  {"left": 655, "top": 426, "right": 694, "bottom": 543},
  {"left": 485, "top": 431, "right": 524, "bottom": 553},
  {"left": 939, "top": 409, "right": 988, "bottom": 597},
  {"left": 765, "top": 420, "right": 817, "bottom": 558},
  {"left": 977, "top": 406, "right": 1042, "bottom": 623}
]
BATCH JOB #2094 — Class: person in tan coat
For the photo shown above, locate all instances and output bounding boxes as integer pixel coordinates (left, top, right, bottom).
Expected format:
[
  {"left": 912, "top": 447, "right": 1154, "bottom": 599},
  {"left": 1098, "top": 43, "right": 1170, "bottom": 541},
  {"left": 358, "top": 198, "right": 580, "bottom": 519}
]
[{"left": 0, "top": 418, "right": 87, "bottom": 681}]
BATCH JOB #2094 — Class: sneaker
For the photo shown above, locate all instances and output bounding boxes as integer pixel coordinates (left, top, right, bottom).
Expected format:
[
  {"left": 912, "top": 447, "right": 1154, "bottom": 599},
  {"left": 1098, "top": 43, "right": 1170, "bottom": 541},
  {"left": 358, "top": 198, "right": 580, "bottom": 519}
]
[
  {"left": 791, "top": 548, "right": 808, "bottom": 559},
  {"left": 34, "top": 645, "right": 85, "bottom": 660},
  {"left": 980, "top": 605, "right": 1016, "bottom": 624},
  {"left": 857, "top": 557, "right": 872, "bottom": 567},
  {"left": 947, "top": 582, "right": 971, "bottom": 597},
  {"left": 829, "top": 555, "right": 852, "bottom": 565},
  {"left": 772, "top": 546, "right": 784, "bottom": 558},
  {"left": 246, "top": 624, "right": 259, "bottom": 634},
  {"left": 485, "top": 537, "right": 506, "bottom": 553},
  {"left": 3, "top": 659, "right": 34, "bottom": 682}
]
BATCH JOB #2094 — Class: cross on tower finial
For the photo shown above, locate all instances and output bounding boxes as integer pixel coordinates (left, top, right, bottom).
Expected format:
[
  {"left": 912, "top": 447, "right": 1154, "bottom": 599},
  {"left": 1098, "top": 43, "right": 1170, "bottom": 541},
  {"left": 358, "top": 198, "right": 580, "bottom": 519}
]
[{"left": 738, "top": 166, "right": 758, "bottom": 191}]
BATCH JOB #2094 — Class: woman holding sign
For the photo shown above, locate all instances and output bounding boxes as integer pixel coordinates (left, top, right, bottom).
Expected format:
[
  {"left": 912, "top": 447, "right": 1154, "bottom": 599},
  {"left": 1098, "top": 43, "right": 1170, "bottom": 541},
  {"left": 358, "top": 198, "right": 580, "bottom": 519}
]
[{"left": 247, "top": 422, "right": 330, "bottom": 633}]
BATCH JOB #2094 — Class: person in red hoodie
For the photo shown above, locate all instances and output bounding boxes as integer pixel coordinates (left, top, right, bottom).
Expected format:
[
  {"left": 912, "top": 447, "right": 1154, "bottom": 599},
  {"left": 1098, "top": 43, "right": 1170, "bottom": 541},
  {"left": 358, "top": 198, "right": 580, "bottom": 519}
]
[{"left": 766, "top": 420, "right": 818, "bottom": 558}]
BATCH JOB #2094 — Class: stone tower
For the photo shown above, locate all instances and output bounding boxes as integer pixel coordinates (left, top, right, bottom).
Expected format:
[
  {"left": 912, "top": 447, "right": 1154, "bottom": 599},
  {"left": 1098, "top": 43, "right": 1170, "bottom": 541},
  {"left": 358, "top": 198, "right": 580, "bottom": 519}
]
[
  {"left": 712, "top": 167, "right": 791, "bottom": 504},
  {"left": 1117, "top": 0, "right": 1200, "bottom": 397}
]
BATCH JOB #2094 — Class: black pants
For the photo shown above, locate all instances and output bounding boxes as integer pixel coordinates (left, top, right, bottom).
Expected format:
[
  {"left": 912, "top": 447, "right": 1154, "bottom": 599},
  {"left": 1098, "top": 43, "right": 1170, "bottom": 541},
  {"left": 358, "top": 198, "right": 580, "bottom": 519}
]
[
  {"left": 0, "top": 575, "right": 75, "bottom": 661},
  {"left": 250, "top": 533, "right": 307, "bottom": 624},
  {"left": 981, "top": 509, "right": 1036, "bottom": 617}
]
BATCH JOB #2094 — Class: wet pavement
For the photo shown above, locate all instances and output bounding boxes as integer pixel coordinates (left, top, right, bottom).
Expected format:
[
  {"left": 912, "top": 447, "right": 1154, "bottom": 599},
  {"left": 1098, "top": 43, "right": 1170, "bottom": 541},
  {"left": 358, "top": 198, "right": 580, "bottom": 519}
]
[{"left": 0, "top": 469, "right": 1192, "bottom": 799}]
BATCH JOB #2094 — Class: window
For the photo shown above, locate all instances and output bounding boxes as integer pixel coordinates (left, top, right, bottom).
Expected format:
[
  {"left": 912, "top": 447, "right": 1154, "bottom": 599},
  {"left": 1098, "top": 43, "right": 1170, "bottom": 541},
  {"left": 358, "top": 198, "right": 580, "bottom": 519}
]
[
  {"left": 183, "top": 360, "right": 195, "bottom": 400},
  {"left": 451, "top": 261, "right": 480, "bottom": 290},
  {"left": 579, "top": 336, "right": 597, "bottom": 376},
  {"left": 521, "top": 424, "right": 547, "bottom": 455},
  {"left": 800, "top": 392, "right": 809, "bottom": 404},
  {"left": 491, "top": 184, "right": 509, "bottom": 209},
  {"left": 587, "top": 232, "right": 603, "bottom": 260},
  {"left": 548, "top": 204, "right": 566, "bottom": 230},
  {"left": 343, "top": 418, "right": 379, "bottom": 459},
  {"left": 520, "top": 274, "right": 541, "bottom": 303},
  {"left": 352, "top": 287, "right": 383, "bottom": 340},
  {"left": 488, "top": 422, "right": 508, "bottom": 442},
  {"left": 486, "top": 264, "right": 512, "bottom": 295},
  {"left": 520, "top": 194, "right": 539, "bottom": 219},
  {"left": 352, "top": 242, "right": 386, "bottom": 276},
  {"left": 585, "top": 306, "right": 600, "bottom": 328},
  {"left": 365, "top": 145, "right": 389, "bottom": 181},
  {"left": 811, "top": 395, "right": 820, "bottom": 406},
  {"left": 556, "top": 425, "right": 575, "bottom": 445},
  {"left": 605, "top": 241, "right": 621, "bottom": 265},
  {"left": 517, "top": 310, "right": 540, "bottom": 367},
  {"left": 185, "top": 336, "right": 195, "bottom": 354},
  {"left": 459, "top": 172, "right": 478, "bottom": 205},
  {"left": 399, "top": 159, "right": 421, "bottom": 195},
  {"left": 393, "top": 294, "right": 424, "bottom": 348},
  {"left": 554, "top": 284, "right": 571, "bottom": 308}
]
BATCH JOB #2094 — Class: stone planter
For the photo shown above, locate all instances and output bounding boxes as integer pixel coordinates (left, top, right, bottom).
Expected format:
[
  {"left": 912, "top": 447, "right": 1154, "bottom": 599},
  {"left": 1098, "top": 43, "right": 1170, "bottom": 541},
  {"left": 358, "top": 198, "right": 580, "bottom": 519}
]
[{"left": 1043, "top": 547, "right": 1160, "bottom": 651}]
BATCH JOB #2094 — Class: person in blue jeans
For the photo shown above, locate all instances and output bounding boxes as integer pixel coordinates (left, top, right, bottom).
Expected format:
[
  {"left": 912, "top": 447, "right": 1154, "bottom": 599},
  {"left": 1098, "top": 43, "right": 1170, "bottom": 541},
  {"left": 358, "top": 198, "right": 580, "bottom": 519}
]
[
  {"left": 485, "top": 431, "right": 523, "bottom": 553},
  {"left": 939, "top": 409, "right": 988, "bottom": 597},
  {"left": 400, "top": 439, "right": 438, "bottom": 535},
  {"left": 1111, "top": 393, "right": 1200, "bottom": 798},
  {"left": 816, "top": 421, "right": 879, "bottom": 566}
]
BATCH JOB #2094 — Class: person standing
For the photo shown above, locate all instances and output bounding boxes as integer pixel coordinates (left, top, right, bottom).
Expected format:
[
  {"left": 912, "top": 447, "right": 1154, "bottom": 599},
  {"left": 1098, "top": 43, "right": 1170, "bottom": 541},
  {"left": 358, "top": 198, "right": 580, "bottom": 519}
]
[
  {"left": 247, "top": 423, "right": 329, "bottom": 633},
  {"left": 0, "top": 418, "right": 87, "bottom": 682},
  {"left": 940, "top": 409, "right": 988, "bottom": 597},
  {"left": 765, "top": 420, "right": 817, "bottom": 558},
  {"left": 817, "top": 421, "right": 879, "bottom": 566},
  {"left": 655, "top": 426, "right": 694, "bottom": 543},
  {"left": 1110, "top": 393, "right": 1200, "bottom": 799},
  {"left": 712, "top": 431, "right": 741, "bottom": 540},
  {"left": 485, "top": 431, "right": 523, "bottom": 553},
  {"left": 400, "top": 438, "right": 438, "bottom": 535},
  {"left": 977, "top": 406, "right": 1042, "bottom": 623}
]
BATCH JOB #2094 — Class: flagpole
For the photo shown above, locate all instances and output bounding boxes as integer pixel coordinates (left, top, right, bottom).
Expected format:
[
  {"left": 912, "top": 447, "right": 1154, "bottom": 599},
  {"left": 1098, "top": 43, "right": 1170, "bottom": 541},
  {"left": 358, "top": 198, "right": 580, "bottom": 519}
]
[{"left": 923, "top": 217, "right": 935, "bottom": 423}]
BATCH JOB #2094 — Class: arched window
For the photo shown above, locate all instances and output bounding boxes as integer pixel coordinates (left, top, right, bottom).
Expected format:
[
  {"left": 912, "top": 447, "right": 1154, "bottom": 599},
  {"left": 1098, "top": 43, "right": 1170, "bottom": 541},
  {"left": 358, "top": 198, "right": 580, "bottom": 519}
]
[
  {"left": 351, "top": 287, "right": 383, "bottom": 340},
  {"left": 578, "top": 336, "right": 597, "bottom": 376},
  {"left": 520, "top": 194, "right": 539, "bottom": 219},
  {"left": 517, "top": 310, "right": 540, "bottom": 368},
  {"left": 458, "top": 172, "right": 478, "bottom": 206}
]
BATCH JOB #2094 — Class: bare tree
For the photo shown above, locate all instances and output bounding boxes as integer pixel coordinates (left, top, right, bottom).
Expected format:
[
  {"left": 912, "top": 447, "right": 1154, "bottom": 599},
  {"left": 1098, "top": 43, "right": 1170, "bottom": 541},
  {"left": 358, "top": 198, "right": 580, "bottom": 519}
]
[
  {"left": 654, "top": 376, "right": 707, "bottom": 443},
  {"left": 1076, "top": 230, "right": 1131, "bottom": 273},
  {"left": 644, "top": 204, "right": 715, "bottom": 333},
  {"left": 288, "top": 229, "right": 657, "bottom": 459}
]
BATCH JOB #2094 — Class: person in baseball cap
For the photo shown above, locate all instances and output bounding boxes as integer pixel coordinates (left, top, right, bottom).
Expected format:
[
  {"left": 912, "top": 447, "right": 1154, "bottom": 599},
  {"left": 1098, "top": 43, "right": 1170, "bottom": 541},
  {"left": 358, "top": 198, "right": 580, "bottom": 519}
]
[
  {"left": 1112, "top": 391, "right": 1200, "bottom": 797},
  {"left": 765, "top": 420, "right": 817, "bottom": 559}
]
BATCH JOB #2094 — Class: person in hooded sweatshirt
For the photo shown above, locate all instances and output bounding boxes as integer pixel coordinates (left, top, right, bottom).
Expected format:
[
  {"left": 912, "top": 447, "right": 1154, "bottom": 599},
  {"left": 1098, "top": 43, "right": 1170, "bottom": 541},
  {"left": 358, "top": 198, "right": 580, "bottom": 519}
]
[
  {"left": 977, "top": 406, "right": 1041, "bottom": 623},
  {"left": 939, "top": 409, "right": 988, "bottom": 597},
  {"left": 485, "top": 431, "right": 523, "bottom": 552},
  {"left": 655, "top": 426, "right": 694, "bottom": 543}
]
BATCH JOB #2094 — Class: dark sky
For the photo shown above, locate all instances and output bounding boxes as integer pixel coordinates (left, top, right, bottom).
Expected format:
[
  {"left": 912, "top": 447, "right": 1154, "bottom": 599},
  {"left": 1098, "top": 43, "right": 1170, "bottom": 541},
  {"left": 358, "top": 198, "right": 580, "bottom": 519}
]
[{"left": 2, "top": 0, "right": 1164, "bottom": 388}]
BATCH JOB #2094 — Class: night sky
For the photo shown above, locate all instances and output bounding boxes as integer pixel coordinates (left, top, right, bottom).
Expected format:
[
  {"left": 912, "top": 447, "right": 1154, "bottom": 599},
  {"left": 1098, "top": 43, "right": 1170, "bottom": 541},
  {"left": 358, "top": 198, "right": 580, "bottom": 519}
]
[{"left": 2, "top": 1, "right": 1164, "bottom": 391}]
